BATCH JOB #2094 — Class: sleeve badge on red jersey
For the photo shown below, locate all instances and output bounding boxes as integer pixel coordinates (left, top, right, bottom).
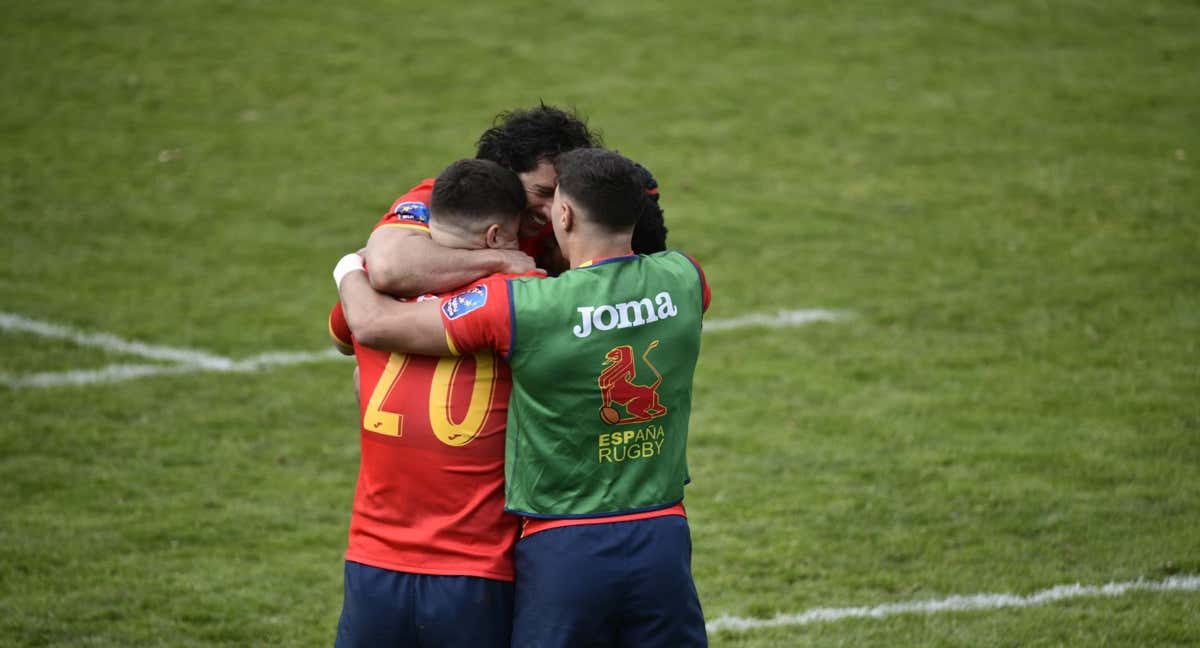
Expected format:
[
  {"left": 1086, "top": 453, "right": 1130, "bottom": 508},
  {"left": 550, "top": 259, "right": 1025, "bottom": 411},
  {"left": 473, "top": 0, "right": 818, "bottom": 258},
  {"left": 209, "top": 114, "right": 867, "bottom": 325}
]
[
  {"left": 389, "top": 201, "right": 430, "bottom": 224},
  {"left": 442, "top": 285, "right": 488, "bottom": 320}
]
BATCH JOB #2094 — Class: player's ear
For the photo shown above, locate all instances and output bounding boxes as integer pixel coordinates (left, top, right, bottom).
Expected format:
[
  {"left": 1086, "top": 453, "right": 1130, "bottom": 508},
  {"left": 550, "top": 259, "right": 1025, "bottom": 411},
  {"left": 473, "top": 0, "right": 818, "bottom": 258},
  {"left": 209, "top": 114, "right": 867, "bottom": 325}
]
[
  {"left": 560, "top": 200, "right": 575, "bottom": 233},
  {"left": 484, "top": 221, "right": 519, "bottom": 250},
  {"left": 484, "top": 223, "right": 504, "bottom": 249}
]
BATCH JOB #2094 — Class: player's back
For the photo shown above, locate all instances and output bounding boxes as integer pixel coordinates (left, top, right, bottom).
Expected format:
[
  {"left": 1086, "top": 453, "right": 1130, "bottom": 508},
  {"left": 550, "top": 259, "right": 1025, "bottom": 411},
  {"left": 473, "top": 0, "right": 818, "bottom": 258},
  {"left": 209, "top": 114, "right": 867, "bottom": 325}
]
[
  {"left": 347, "top": 310, "right": 517, "bottom": 582},
  {"left": 502, "top": 251, "right": 710, "bottom": 517}
]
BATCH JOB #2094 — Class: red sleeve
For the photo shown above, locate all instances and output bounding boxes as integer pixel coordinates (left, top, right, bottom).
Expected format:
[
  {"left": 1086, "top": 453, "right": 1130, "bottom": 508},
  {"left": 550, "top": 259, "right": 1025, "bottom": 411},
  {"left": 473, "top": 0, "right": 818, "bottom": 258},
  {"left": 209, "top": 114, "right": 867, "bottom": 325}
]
[
  {"left": 681, "top": 253, "right": 712, "bottom": 313},
  {"left": 441, "top": 274, "right": 532, "bottom": 358},
  {"left": 328, "top": 301, "right": 354, "bottom": 353},
  {"left": 371, "top": 178, "right": 435, "bottom": 234}
]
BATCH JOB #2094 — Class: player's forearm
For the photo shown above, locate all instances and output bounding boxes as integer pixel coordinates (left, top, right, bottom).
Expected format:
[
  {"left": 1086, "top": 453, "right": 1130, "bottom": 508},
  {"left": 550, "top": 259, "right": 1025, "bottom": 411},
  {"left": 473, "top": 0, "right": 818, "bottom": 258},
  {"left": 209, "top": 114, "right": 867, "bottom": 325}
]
[
  {"left": 338, "top": 272, "right": 403, "bottom": 348},
  {"left": 364, "top": 230, "right": 507, "bottom": 297},
  {"left": 337, "top": 267, "right": 451, "bottom": 356}
]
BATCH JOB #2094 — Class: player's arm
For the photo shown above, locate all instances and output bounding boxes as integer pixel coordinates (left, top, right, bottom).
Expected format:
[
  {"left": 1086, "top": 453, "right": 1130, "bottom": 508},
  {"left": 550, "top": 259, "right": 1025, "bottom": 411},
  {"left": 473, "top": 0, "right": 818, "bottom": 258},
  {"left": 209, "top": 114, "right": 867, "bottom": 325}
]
[
  {"left": 682, "top": 252, "right": 713, "bottom": 314},
  {"left": 363, "top": 226, "right": 537, "bottom": 297},
  {"left": 335, "top": 254, "right": 452, "bottom": 356},
  {"left": 327, "top": 301, "right": 355, "bottom": 355}
]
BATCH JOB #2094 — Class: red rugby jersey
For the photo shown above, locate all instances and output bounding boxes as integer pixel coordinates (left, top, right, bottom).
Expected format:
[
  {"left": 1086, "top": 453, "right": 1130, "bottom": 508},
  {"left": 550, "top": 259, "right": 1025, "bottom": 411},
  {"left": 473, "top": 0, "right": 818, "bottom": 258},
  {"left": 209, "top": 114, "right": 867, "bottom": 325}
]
[
  {"left": 335, "top": 288, "right": 520, "bottom": 581},
  {"left": 374, "top": 178, "right": 435, "bottom": 233}
]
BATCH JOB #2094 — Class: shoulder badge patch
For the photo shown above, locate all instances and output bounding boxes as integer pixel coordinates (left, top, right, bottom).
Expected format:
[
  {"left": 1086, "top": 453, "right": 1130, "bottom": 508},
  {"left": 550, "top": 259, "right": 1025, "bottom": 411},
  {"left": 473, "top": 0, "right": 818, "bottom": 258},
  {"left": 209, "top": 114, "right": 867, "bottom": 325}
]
[
  {"left": 390, "top": 201, "right": 430, "bottom": 224},
  {"left": 442, "top": 285, "right": 488, "bottom": 320}
]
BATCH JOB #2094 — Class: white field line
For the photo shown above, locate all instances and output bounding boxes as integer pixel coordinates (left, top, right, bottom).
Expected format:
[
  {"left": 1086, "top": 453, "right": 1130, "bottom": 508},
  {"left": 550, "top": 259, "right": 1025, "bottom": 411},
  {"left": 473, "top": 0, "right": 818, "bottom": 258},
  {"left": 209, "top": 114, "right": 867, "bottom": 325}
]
[
  {"left": 0, "top": 350, "right": 349, "bottom": 389},
  {"left": 0, "top": 311, "right": 349, "bottom": 388},
  {"left": 0, "top": 311, "right": 234, "bottom": 369},
  {"left": 1, "top": 308, "right": 843, "bottom": 388},
  {"left": 705, "top": 574, "right": 1200, "bottom": 634},
  {"left": 704, "top": 308, "right": 848, "bottom": 332},
  {"left": 0, "top": 363, "right": 205, "bottom": 388},
  {"left": 228, "top": 348, "right": 347, "bottom": 371}
]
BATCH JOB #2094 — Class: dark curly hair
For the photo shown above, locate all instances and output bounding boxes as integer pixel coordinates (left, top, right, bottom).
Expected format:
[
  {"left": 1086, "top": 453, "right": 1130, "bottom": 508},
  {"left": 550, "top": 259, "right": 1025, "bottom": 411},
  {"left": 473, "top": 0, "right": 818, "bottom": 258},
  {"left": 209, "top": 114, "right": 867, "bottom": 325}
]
[
  {"left": 631, "top": 162, "right": 667, "bottom": 254},
  {"left": 475, "top": 103, "right": 601, "bottom": 173}
]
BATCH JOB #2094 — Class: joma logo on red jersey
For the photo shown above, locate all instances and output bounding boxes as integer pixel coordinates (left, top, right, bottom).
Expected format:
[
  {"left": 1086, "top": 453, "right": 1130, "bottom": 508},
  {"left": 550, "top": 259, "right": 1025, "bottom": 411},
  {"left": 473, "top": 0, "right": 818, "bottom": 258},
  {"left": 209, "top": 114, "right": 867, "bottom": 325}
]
[{"left": 572, "top": 292, "right": 679, "bottom": 338}]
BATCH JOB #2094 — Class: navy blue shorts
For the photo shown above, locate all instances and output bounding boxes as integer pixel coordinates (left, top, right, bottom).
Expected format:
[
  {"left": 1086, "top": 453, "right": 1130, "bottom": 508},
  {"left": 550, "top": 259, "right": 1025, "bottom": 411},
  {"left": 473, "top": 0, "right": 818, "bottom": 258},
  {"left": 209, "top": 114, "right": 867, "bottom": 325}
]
[
  {"left": 511, "top": 515, "right": 707, "bottom": 648},
  {"left": 334, "top": 561, "right": 513, "bottom": 648}
]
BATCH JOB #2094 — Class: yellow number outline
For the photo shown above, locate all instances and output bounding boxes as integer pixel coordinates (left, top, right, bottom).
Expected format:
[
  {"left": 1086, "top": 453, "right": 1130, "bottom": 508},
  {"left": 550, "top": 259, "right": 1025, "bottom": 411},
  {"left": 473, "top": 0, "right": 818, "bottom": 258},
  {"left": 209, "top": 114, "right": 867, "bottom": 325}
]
[
  {"left": 363, "top": 353, "right": 411, "bottom": 436},
  {"left": 429, "top": 352, "right": 497, "bottom": 446},
  {"left": 363, "top": 352, "right": 499, "bottom": 446}
]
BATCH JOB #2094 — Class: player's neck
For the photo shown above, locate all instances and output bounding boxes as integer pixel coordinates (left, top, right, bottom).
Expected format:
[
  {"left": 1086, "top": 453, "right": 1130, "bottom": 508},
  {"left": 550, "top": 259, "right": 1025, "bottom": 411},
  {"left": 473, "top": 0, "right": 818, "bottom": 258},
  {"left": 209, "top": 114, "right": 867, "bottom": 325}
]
[
  {"left": 430, "top": 223, "right": 486, "bottom": 251},
  {"left": 565, "top": 231, "right": 634, "bottom": 269}
]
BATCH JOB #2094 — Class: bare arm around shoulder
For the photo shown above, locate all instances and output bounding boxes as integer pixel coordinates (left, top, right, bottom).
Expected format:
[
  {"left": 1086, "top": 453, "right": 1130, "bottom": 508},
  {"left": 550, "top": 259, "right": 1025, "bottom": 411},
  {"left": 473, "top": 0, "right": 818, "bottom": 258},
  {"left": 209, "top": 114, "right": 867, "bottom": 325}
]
[
  {"left": 337, "top": 269, "right": 452, "bottom": 357},
  {"left": 363, "top": 226, "right": 536, "bottom": 297}
]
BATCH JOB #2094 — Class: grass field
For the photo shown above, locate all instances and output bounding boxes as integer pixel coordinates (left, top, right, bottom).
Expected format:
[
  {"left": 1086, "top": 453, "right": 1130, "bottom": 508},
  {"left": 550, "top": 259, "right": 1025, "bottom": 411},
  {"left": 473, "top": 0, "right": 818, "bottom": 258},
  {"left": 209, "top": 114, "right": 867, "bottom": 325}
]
[{"left": 2, "top": 1, "right": 1199, "bottom": 646}]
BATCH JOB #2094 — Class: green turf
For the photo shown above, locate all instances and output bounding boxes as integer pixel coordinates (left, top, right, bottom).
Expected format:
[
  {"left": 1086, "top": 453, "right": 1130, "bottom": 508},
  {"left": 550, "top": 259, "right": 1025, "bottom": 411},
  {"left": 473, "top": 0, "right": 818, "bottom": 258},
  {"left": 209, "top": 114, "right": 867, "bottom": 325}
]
[{"left": 2, "top": 0, "right": 1198, "bottom": 645}]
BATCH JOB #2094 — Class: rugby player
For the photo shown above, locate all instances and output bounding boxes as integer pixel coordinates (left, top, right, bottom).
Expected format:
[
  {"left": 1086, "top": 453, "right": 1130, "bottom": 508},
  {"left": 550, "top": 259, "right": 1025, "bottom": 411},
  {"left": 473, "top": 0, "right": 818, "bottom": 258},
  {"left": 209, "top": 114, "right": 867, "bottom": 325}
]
[
  {"left": 330, "top": 159, "right": 538, "bottom": 647},
  {"left": 336, "top": 148, "right": 709, "bottom": 647},
  {"left": 328, "top": 103, "right": 609, "bottom": 401},
  {"left": 364, "top": 103, "right": 599, "bottom": 295},
  {"left": 328, "top": 104, "right": 666, "bottom": 362}
]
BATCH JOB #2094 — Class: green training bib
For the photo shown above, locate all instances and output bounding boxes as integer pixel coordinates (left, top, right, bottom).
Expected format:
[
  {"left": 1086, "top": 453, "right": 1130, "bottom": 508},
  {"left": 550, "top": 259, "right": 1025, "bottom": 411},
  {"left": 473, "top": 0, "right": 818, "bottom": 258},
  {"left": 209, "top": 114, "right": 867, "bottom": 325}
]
[{"left": 504, "top": 251, "right": 704, "bottom": 517}]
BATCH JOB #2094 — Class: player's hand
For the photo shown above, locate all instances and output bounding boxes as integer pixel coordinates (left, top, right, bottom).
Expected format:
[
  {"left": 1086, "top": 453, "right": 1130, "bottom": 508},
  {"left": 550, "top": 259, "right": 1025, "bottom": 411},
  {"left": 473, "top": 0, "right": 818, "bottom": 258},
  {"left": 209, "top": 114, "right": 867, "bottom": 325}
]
[{"left": 493, "top": 249, "right": 545, "bottom": 276}]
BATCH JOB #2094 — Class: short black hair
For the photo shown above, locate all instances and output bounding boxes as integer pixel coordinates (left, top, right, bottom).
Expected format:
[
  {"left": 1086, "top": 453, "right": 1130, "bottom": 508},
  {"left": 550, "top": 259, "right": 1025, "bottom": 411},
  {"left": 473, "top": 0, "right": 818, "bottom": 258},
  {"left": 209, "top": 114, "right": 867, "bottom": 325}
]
[
  {"left": 430, "top": 159, "right": 526, "bottom": 229},
  {"left": 554, "top": 148, "right": 651, "bottom": 234},
  {"left": 475, "top": 103, "right": 601, "bottom": 173},
  {"left": 631, "top": 162, "right": 667, "bottom": 254}
]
